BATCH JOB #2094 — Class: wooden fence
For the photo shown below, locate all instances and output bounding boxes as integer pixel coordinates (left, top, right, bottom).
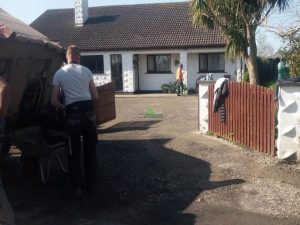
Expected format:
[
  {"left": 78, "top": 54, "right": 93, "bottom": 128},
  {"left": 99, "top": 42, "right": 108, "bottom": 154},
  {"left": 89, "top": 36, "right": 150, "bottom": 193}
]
[
  {"left": 96, "top": 82, "right": 116, "bottom": 125},
  {"left": 208, "top": 82, "right": 276, "bottom": 155}
]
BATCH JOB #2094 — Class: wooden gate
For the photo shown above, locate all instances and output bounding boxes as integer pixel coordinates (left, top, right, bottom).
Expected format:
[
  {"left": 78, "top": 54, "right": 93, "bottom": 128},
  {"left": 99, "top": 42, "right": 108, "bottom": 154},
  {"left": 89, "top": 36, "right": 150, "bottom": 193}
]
[
  {"left": 96, "top": 82, "right": 116, "bottom": 125},
  {"left": 208, "top": 82, "right": 276, "bottom": 155}
]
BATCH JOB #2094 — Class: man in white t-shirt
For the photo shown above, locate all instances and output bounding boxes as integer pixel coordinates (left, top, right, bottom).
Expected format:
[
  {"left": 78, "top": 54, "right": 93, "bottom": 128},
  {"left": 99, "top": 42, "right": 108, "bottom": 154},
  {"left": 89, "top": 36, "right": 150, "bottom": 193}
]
[{"left": 51, "top": 45, "right": 99, "bottom": 198}]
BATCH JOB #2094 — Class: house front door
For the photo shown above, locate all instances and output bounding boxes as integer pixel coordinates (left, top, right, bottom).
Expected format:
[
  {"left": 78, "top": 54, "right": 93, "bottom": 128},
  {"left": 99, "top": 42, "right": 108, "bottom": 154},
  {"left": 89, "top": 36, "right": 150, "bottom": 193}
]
[{"left": 110, "top": 54, "right": 123, "bottom": 91}]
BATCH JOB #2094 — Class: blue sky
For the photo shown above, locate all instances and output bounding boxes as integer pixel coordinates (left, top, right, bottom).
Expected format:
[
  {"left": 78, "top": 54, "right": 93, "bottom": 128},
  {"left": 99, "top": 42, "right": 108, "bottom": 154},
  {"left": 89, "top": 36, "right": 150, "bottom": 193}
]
[
  {"left": 1, "top": 0, "right": 299, "bottom": 52},
  {"left": 1, "top": 0, "right": 187, "bottom": 24}
]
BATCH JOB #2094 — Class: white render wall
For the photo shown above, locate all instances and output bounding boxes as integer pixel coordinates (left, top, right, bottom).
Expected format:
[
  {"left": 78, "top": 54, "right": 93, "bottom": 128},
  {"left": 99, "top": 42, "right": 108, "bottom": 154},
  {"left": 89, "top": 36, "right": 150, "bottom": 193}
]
[
  {"left": 138, "top": 54, "right": 179, "bottom": 91},
  {"left": 180, "top": 51, "right": 188, "bottom": 87},
  {"left": 188, "top": 53, "right": 236, "bottom": 90},
  {"left": 277, "top": 83, "right": 300, "bottom": 161},
  {"left": 82, "top": 47, "right": 237, "bottom": 91},
  {"left": 236, "top": 57, "right": 245, "bottom": 82},
  {"left": 122, "top": 53, "right": 135, "bottom": 92},
  {"left": 81, "top": 51, "right": 111, "bottom": 87}
]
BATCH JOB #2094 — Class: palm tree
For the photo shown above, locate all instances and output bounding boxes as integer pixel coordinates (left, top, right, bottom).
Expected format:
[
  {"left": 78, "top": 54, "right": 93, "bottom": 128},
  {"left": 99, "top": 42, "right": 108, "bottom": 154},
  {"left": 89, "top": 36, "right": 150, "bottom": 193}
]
[{"left": 191, "top": 0, "right": 291, "bottom": 84}]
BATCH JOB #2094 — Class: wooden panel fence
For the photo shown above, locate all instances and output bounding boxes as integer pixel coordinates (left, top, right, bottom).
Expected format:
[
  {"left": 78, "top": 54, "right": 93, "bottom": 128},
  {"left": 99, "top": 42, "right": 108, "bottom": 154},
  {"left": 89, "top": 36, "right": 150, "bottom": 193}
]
[
  {"left": 96, "top": 82, "right": 116, "bottom": 125},
  {"left": 208, "top": 82, "right": 276, "bottom": 156}
]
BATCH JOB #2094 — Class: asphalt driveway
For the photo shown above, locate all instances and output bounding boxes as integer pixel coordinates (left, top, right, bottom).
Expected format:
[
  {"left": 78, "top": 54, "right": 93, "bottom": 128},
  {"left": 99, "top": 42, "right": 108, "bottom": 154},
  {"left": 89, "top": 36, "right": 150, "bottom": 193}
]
[{"left": 3, "top": 94, "right": 300, "bottom": 225}]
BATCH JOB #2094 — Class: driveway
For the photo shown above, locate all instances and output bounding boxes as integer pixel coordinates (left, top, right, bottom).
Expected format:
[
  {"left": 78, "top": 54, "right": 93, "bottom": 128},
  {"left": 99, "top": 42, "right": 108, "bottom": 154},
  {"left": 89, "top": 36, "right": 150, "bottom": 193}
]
[{"left": 3, "top": 94, "right": 300, "bottom": 225}]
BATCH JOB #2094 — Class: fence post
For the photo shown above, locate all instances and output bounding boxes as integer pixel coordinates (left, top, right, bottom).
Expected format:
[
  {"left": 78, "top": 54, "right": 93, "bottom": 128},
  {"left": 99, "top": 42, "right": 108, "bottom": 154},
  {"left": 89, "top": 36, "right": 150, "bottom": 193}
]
[
  {"left": 198, "top": 81, "right": 214, "bottom": 133},
  {"left": 277, "top": 81, "right": 300, "bottom": 161}
]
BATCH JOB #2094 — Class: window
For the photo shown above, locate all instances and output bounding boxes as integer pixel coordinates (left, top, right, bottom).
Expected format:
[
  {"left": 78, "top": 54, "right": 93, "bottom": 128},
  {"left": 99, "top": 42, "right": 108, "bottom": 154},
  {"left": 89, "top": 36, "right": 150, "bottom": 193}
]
[
  {"left": 81, "top": 55, "right": 104, "bottom": 74},
  {"left": 199, "top": 53, "right": 225, "bottom": 73},
  {"left": 147, "top": 55, "right": 171, "bottom": 73}
]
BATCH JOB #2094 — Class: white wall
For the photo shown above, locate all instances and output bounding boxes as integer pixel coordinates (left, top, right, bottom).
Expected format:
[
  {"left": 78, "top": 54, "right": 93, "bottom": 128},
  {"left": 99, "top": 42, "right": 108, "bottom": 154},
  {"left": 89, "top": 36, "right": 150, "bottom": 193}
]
[
  {"left": 277, "top": 82, "right": 300, "bottom": 161},
  {"left": 225, "top": 58, "right": 237, "bottom": 79},
  {"left": 122, "top": 53, "right": 134, "bottom": 92},
  {"left": 81, "top": 52, "right": 111, "bottom": 87},
  {"left": 82, "top": 47, "right": 237, "bottom": 91},
  {"left": 236, "top": 57, "right": 245, "bottom": 82},
  {"left": 180, "top": 51, "right": 188, "bottom": 87},
  {"left": 138, "top": 54, "right": 179, "bottom": 91},
  {"left": 187, "top": 53, "right": 199, "bottom": 90},
  {"left": 187, "top": 53, "right": 236, "bottom": 91}
]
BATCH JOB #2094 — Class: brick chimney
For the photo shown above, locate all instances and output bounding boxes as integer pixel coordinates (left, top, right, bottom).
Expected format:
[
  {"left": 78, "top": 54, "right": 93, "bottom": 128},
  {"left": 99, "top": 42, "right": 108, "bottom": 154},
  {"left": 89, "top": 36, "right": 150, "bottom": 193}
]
[{"left": 75, "top": 0, "right": 89, "bottom": 26}]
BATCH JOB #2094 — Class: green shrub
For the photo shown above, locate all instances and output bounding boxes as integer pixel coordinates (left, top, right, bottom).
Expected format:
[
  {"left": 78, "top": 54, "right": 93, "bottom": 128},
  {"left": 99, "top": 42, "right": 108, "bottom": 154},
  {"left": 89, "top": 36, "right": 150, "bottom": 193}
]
[
  {"left": 243, "top": 71, "right": 249, "bottom": 83},
  {"left": 161, "top": 81, "right": 187, "bottom": 94},
  {"left": 161, "top": 83, "right": 170, "bottom": 93},
  {"left": 264, "top": 80, "right": 276, "bottom": 89}
]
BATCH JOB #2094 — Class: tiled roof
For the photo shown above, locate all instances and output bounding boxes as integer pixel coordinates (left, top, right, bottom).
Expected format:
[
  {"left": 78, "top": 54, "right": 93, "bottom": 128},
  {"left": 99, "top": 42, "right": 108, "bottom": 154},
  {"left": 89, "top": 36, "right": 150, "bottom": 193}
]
[
  {"left": 0, "top": 8, "right": 48, "bottom": 40},
  {"left": 31, "top": 2, "right": 225, "bottom": 51},
  {"left": 0, "top": 8, "right": 63, "bottom": 52}
]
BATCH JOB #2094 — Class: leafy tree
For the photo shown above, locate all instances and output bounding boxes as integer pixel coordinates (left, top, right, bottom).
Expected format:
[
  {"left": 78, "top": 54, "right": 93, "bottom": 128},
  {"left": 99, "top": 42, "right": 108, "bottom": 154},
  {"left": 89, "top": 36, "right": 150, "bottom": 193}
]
[
  {"left": 280, "top": 34, "right": 300, "bottom": 76},
  {"left": 275, "top": 6, "right": 300, "bottom": 77},
  {"left": 191, "top": 0, "right": 291, "bottom": 84}
]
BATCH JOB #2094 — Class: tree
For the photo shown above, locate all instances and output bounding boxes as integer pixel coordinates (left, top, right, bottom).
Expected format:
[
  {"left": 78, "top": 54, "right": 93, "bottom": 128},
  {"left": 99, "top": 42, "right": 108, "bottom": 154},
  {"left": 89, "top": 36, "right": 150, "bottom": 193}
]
[
  {"left": 280, "top": 33, "right": 300, "bottom": 76},
  {"left": 256, "top": 32, "right": 275, "bottom": 57},
  {"left": 191, "top": 0, "right": 291, "bottom": 84},
  {"left": 267, "top": 2, "right": 300, "bottom": 76}
]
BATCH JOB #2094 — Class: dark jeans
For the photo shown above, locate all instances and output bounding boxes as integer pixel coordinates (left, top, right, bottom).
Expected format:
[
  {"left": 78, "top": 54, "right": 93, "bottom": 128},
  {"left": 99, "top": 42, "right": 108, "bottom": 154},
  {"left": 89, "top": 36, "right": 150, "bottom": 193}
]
[
  {"left": 65, "top": 101, "right": 98, "bottom": 187},
  {"left": 177, "top": 80, "right": 183, "bottom": 95}
]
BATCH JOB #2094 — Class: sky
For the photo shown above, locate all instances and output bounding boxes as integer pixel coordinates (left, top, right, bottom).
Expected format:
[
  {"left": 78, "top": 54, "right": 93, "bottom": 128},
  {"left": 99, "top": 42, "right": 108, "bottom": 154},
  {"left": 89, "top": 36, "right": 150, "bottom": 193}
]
[
  {"left": 1, "top": 0, "right": 187, "bottom": 24},
  {"left": 1, "top": 0, "right": 299, "bottom": 53}
]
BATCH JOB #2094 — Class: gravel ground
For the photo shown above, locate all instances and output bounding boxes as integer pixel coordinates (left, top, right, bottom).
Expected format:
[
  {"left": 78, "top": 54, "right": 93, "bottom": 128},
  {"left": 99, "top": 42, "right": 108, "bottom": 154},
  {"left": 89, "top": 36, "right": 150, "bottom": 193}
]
[{"left": 2, "top": 94, "right": 300, "bottom": 225}]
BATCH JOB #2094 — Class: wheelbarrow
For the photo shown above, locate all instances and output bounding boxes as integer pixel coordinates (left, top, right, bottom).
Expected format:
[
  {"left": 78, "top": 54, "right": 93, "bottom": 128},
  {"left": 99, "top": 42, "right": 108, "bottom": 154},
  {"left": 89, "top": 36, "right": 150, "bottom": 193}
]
[{"left": 13, "top": 126, "right": 69, "bottom": 183}]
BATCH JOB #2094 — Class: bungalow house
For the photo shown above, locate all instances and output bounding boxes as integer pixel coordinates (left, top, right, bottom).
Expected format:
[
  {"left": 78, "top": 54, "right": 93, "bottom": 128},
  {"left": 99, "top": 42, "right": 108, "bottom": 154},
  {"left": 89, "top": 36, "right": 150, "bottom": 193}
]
[{"left": 31, "top": 0, "right": 240, "bottom": 93}]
